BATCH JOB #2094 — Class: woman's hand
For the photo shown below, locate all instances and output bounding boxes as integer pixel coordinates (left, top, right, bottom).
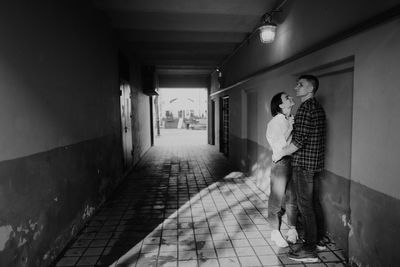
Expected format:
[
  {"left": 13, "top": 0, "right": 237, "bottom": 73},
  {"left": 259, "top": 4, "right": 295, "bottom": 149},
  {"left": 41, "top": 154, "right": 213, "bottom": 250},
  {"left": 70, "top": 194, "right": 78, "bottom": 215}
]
[
  {"left": 288, "top": 115, "right": 294, "bottom": 125},
  {"left": 272, "top": 151, "right": 283, "bottom": 163}
]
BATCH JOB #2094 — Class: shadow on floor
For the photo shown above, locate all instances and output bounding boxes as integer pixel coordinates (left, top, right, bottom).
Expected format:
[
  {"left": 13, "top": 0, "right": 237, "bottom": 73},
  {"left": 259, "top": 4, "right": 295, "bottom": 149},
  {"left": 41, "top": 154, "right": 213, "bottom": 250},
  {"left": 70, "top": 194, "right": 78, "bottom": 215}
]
[{"left": 52, "top": 144, "right": 348, "bottom": 267}]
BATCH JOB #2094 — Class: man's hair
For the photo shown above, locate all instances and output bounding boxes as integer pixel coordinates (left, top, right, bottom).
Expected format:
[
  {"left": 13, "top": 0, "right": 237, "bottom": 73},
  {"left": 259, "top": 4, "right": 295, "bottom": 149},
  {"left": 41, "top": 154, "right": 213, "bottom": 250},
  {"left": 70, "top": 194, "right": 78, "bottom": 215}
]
[
  {"left": 270, "top": 92, "right": 285, "bottom": 117},
  {"left": 298, "top": 74, "right": 319, "bottom": 93}
]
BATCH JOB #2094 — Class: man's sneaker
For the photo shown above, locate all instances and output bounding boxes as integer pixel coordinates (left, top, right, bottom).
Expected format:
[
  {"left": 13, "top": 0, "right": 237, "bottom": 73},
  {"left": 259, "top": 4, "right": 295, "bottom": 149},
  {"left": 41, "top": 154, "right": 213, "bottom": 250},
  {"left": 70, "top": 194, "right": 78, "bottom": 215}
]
[
  {"left": 286, "top": 228, "right": 298, "bottom": 244},
  {"left": 316, "top": 240, "right": 327, "bottom": 251},
  {"left": 271, "top": 230, "right": 289, "bottom": 247},
  {"left": 288, "top": 248, "right": 319, "bottom": 263}
]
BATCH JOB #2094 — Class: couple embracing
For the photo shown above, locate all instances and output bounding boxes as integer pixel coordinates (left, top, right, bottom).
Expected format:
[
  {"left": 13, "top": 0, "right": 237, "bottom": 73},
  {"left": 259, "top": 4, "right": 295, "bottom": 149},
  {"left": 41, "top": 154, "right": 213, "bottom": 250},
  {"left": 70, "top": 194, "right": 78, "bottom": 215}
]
[{"left": 266, "top": 75, "right": 327, "bottom": 263}]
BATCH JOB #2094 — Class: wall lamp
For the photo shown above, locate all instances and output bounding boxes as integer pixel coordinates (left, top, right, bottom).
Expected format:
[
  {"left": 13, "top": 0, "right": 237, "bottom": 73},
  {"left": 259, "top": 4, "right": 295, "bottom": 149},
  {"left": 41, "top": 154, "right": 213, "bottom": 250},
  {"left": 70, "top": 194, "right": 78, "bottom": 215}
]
[
  {"left": 258, "top": 13, "right": 277, "bottom": 43},
  {"left": 258, "top": 0, "right": 288, "bottom": 43},
  {"left": 216, "top": 0, "right": 288, "bottom": 73},
  {"left": 216, "top": 68, "right": 222, "bottom": 78}
]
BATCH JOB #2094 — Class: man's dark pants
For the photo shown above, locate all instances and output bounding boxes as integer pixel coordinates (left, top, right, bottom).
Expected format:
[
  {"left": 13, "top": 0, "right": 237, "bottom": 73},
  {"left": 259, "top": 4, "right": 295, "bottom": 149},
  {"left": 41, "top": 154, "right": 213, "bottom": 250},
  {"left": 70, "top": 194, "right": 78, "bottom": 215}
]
[{"left": 292, "top": 167, "right": 324, "bottom": 251}]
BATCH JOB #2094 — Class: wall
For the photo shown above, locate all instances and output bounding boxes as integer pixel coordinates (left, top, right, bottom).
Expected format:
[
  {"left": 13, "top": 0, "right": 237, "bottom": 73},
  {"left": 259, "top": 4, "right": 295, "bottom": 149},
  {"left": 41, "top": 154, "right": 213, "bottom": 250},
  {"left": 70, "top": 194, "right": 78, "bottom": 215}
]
[
  {"left": 0, "top": 1, "right": 150, "bottom": 266},
  {"left": 211, "top": 15, "right": 400, "bottom": 267},
  {"left": 220, "top": 0, "right": 400, "bottom": 87},
  {"left": 129, "top": 62, "right": 152, "bottom": 165}
]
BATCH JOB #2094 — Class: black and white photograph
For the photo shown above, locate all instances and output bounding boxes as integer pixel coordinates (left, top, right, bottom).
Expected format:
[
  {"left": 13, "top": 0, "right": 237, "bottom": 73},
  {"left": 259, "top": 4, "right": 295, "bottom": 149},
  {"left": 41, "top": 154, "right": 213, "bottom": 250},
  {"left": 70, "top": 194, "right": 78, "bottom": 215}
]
[{"left": 1, "top": 1, "right": 399, "bottom": 266}]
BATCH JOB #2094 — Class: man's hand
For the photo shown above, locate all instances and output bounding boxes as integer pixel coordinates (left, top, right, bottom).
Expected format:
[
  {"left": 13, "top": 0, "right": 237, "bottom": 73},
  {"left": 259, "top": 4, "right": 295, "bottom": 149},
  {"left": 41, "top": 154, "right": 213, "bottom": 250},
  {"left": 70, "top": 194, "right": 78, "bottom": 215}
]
[{"left": 273, "top": 143, "right": 299, "bottom": 163}]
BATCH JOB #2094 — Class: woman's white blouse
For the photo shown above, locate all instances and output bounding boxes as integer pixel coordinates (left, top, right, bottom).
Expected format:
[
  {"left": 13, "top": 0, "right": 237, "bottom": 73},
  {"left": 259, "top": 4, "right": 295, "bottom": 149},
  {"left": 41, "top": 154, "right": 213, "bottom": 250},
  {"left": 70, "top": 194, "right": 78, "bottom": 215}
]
[{"left": 266, "top": 113, "right": 293, "bottom": 156}]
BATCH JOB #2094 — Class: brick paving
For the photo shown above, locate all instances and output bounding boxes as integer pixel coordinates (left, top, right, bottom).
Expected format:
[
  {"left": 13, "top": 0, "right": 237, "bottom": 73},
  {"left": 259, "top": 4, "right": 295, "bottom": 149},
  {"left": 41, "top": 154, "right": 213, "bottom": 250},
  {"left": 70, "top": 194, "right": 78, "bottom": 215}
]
[{"left": 53, "top": 130, "right": 348, "bottom": 267}]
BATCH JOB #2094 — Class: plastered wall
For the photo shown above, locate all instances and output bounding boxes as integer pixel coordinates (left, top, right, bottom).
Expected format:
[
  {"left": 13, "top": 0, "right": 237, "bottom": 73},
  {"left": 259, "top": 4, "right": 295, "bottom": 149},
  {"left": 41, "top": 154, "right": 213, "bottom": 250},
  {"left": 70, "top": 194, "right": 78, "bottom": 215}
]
[
  {"left": 211, "top": 17, "right": 400, "bottom": 267},
  {"left": 0, "top": 1, "right": 151, "bottom": 266},
  {"left": 215, "top": 18, "right": 400, "bottom": 204},
  {"left": 0, "top": 1, "right": 119, "bottom": 160}
]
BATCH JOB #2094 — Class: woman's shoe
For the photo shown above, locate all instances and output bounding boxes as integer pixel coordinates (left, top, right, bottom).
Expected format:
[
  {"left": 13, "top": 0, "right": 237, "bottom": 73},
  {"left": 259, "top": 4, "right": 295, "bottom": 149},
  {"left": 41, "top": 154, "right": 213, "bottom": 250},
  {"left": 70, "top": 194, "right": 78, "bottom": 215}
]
[
  {"left": 271, "top": 230, "right": 289, "bottom": 247},
  {"left": 286, "top": 228, "right": 298, "bottom": 244},
  {"left": 316, "top": 240, "right": 327, "bottom": 251}
]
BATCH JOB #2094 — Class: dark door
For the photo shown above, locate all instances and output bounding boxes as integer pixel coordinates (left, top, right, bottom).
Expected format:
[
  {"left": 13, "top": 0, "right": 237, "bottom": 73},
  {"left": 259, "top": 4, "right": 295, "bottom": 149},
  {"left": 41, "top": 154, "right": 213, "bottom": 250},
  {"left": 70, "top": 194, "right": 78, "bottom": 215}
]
[
  {"left": 210, "top": 100, "right": 215, "bottom": 145},
  {"left": 220, "top": 96, "right": 229, "bottom": 156}
]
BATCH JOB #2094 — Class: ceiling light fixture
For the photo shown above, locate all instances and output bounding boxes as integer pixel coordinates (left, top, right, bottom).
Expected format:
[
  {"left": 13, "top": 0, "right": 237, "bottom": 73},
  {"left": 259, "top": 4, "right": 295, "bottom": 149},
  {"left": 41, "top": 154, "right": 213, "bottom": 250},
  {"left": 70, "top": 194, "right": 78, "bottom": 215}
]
[
  {"left": 215, "top": 0, "right": 288, "bottom": 76},
  {"left": 258, "top": 13, "right": 277, "bottom": 43}
]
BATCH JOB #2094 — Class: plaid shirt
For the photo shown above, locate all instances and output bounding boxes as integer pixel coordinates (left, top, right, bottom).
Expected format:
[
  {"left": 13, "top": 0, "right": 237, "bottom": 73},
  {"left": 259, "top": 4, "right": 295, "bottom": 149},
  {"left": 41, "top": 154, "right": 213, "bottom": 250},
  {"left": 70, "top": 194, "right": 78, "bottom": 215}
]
[{"left": 292, "top": 97, "right": 326, "bottom": 171}]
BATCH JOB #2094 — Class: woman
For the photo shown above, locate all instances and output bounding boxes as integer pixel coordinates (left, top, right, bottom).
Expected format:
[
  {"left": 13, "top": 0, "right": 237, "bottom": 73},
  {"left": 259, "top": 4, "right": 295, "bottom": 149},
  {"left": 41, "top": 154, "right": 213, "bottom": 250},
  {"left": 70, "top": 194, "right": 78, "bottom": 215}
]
[{"left": 266, "top": 92, "right": 298, "bottom": 247}]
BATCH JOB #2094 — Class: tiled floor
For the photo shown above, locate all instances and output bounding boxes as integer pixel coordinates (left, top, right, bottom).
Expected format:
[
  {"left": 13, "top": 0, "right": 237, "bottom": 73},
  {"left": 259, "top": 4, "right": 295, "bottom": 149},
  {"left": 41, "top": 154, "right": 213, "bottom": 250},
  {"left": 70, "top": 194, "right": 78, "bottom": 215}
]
[{"left": 53, "top": 130, "right": 348, "bottom": 267}]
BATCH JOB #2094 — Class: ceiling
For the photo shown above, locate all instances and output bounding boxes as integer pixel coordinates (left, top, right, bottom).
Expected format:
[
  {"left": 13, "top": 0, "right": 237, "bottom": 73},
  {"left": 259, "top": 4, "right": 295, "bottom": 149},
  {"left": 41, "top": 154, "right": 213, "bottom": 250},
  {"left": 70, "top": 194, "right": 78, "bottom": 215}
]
[
  {"left": 92, "top": 0, "right": 279, "bottom": 78},
  {"left": 91, "top": 0, "right": 400, "bottom": 88}
]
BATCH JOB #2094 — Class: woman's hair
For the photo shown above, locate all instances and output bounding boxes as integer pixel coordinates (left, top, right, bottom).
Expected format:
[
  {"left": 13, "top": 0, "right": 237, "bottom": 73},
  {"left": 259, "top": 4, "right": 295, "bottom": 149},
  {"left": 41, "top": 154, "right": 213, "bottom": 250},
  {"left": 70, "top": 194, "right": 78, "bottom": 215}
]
[{"left": 270, "top": 92, "right": 285, "bottom": 117}]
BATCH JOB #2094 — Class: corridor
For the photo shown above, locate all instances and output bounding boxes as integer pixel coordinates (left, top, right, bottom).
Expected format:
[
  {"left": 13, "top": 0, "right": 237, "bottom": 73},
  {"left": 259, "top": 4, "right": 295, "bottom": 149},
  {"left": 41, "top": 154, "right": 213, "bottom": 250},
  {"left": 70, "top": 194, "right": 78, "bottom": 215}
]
[{"left": 53, "top": 130, "right": 346, "bottom": 267}]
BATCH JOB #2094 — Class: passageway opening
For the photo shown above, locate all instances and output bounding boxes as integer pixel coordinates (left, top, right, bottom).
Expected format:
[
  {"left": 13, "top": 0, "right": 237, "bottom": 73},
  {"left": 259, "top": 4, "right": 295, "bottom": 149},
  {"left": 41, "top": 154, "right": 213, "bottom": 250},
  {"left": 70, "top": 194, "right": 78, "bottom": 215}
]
[
  {"left": 120, "top": 82, "right": 133, "bottom": 169},
  {"left": 153, "top": 88, "right": 208, "bottom": 147}
]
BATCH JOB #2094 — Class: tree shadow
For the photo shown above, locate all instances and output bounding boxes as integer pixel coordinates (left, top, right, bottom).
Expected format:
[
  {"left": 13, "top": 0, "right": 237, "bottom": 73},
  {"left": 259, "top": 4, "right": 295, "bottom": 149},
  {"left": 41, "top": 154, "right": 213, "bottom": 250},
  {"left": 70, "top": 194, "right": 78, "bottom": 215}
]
[
  {"left": 52, "top": 145, "right": 295, "bottom": 267},
  {"left": 109, "top": 166, "right": 289, "bottom": 266}
]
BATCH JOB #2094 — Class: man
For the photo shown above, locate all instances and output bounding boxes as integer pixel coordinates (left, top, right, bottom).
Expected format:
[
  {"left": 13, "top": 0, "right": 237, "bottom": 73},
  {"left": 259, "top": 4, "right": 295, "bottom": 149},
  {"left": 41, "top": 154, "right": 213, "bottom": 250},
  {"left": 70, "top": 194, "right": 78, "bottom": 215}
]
[{"left": 273, "top": 74, "right": 326, "bottom": 263}]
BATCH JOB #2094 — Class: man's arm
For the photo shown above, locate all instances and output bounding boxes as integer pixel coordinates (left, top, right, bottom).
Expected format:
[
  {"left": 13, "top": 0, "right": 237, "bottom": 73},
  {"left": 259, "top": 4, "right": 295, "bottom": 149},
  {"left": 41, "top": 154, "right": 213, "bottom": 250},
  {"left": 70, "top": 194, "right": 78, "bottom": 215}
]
[
  {"left": 272, "top": 102, "right": 311, "bottom": 162},
  {"left": 272, "top": 142, "right": 299, "bottom": 162}
]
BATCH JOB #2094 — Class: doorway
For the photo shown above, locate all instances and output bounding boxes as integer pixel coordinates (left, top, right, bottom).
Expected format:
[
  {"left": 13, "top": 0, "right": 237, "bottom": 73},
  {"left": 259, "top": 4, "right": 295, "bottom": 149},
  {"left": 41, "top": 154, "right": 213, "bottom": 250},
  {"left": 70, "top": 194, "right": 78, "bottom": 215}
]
[
  {"left": 220, "top": 96, "right": 230, "bottom": 157},
  {"left": 120, "top": 83, "right": 133, "bottom": 169},
  {"left": 210, "top": 100, "right": 216, "bottom": 145},
  {"left": 153, "top": 88, "right": 208, "bottom": 146}
]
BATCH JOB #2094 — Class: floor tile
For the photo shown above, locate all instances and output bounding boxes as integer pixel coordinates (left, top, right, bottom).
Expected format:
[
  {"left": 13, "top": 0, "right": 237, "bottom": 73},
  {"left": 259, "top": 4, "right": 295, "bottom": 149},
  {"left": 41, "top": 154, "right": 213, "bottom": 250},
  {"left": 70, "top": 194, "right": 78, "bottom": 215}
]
[
  {"left": 248, "top": 238, "right": 269, "bottom": 247},
  {"left": 56, "top": 257, "right": 79, "bottom": 267},
  {"left": 135, "top": 254, "right": 157, "bottom": 267},
  {"left": 216, "top": 248, "right": 236, "bottom": 258},
  {"left": 230, "top": 239, "right": 250, "bottom": 248},
  {"left": 318, "top": 251, "right": 341, "bottom": 262},
  {"left": 83, "top": 247, "right": 104, "bottom": 256},
  {"left": 178, "top": 260, "right": 199, "bottom": 267},
  {"left": 219, "top": 257, "right": 240, "bottom": 267},
  {"left": 160, "top": 244, "right": 178, "bottom": 252},
  {"left": 76, "top": 256, "right": 99, "bottom": 266},
  {"left": 159, "top": 250, "right": 178, "bottom": 259},
  {"left": 252, "top": 246, "right": 275, "bottom": 256},
  {"left": 198, "top": 258, "right": 219, "bottom": 267},
  {"left": 141, "top": 244, "right": 160, "bottom": 254},
  {"left": 144, "top": 237, "right": 161, "bottom": 245},
  {"left": 158, "top": 260, "right": 178, "bottom": 267},
  {"left": 214, "top": 240, "right": 232, "bottom": 249},
  {"left": 235, "top": 247, "right": 256, "bottom": 257},
  {"left": 244, "top": 231, "right": 262, "bottom": 239},
  {"left": 332, "top": 250, "right": 346, "bottom": 261},
  {"left": 278, "top": 254, "right": 301, "bottom": 265},
  {"left": 178, "top": 250, "right": 197, "bottom": 261},
  {"left": 305, "top": 263, "right": 326, "bottom": 267},
  {"left": 64, "top": 248, "right": 85, "bottom": 257},
  {"left": 258, "top": 255, "right": 282, "bottom": 266},
  {"left": 239, "top": 256, "right": 262, "bottom": 267},
  {"left": 197, "top": 249, "right": 217, "bottom": 260},
  {"left": 211, "top": 232, "right": 229, "bottom": 240},
  {"left": 324, "top": 263, "right": 347, "bottom": 267},
  {"left": 71, "top": 239, "right": 92, "bottom": 248},
  {"left": 90, "top": 239, "right": 109, "bottom": 247},
  {"left": 52, "top": 136, "right": 348, "bottom": 267}
]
